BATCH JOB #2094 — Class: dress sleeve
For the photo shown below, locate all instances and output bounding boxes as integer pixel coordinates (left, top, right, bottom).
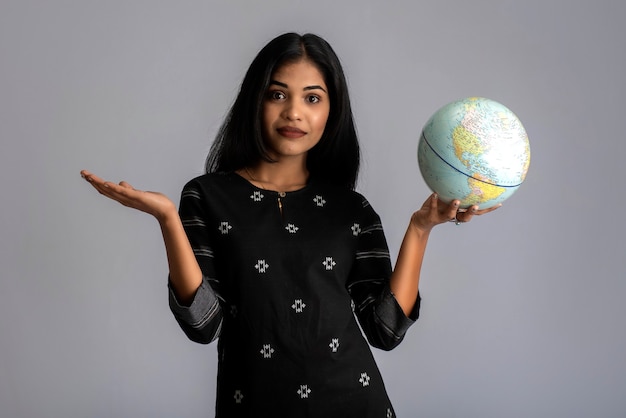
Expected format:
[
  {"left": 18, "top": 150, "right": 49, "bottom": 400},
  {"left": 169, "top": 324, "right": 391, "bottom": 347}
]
[
  {"left": 168, "top": 179, "right": 224, "bottom": 344},
  {"left": 347, "top": 197, "right": 420, "bottom": 351}
]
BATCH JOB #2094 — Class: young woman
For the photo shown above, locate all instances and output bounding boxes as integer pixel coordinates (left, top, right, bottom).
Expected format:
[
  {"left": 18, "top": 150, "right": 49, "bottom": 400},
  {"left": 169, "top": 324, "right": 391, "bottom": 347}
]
[{"left": 81, "top": 32, "right": 497, "bottom": 417}]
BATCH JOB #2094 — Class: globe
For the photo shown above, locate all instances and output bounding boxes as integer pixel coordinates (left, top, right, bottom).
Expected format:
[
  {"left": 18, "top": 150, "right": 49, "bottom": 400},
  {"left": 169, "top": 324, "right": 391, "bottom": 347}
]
[{"left": 417, "top": 97, "right": 531, "bottom": 209}]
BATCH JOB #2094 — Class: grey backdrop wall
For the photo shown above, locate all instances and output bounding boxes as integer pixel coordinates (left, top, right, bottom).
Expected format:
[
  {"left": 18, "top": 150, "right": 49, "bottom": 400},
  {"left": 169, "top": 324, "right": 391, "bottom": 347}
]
[{"left": 2, "top": 0, "right": 625, "bottom": 417}]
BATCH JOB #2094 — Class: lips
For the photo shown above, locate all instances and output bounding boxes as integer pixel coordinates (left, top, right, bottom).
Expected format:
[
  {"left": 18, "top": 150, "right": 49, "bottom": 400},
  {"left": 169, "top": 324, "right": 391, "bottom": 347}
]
[{"left": 277, "top": 126, "right": 306, "bottom": 138}]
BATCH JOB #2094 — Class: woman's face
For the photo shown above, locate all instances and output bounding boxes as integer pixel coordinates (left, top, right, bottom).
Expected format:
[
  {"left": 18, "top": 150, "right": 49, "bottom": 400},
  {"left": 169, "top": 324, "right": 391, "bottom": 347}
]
[{"left": 262, "top": 59, "right": 330, "bottom": 162}]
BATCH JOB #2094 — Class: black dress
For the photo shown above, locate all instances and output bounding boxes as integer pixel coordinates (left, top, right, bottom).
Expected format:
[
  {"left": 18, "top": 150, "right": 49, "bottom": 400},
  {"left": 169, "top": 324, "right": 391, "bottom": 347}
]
[{"left": 169, "top": 172, "right": 419, "bottom": 417}]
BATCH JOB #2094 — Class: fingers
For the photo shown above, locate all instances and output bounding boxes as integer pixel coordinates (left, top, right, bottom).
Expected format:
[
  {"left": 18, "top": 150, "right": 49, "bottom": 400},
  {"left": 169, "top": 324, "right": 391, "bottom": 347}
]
[
  {"left": 119, "top": 181, "right": 134, "bottom": 190},
  {"left": 80, "top": 171, "right": 109, "bottom": 195},
  {"left": 442, "top": 199, "right": 461, "bottom": 222},
  {"left": 451, "top": 203, "right": 502, "bottom": 224},
  {"left": 80, "top": 170, "right": 102, "bottom": 184},
  {"left": 455, "top": 206, "right": 478, "bottom": 223},
  {"left": 423, "top": 194, "right": 462, "bottom": 224},
  {"left": 80, "top": 170, "right": 175, "bottom": 220},
  {"left": 430, "top": 193, "right": 458, "bottom": 224},
  {"left": 414, "top": 194, "right": 501, "bottom": 231},
  {"left": 81, "top": 170, "right": 134, "bottom": 191},
  {"left": 475, "top": 204, "right": 502, "bottom": 215},
  {"left": 80, "top": 170, "right": 138, "bottom": 203},
  {"left": 429, "top": 193, "right": 438, "bottom": 211}
]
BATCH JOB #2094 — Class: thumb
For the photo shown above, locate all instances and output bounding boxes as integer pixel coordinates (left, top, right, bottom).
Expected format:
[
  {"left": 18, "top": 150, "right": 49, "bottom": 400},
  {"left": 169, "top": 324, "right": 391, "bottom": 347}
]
[{"left": 119, "top": 181, "right": 134, "bottom": 190}]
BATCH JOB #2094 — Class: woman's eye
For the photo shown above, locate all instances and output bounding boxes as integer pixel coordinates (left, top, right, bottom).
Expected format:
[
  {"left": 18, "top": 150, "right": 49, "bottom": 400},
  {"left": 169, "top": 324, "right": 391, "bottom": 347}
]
[
  {"left": 269, "top": 91, "right": 285, "bottom": 100},
  {"left": 306, "top": 95, "right": 321, "bottom": 104}
]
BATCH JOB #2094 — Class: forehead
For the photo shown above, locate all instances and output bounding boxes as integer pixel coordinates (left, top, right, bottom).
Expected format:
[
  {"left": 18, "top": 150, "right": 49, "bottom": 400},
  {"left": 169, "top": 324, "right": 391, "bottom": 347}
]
[{"left": 271, "top": 59, "right": 327, "bottom": 87}]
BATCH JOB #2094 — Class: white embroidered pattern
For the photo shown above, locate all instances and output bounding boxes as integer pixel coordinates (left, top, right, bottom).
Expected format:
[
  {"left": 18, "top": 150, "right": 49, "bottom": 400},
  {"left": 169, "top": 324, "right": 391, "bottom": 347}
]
[
  {"left": 351, "top": 223, "right": 361, "bottom": 236},
  {"left": 313, "top": 195, "right": 326, "bottom": 207},
  {"left": 291, "top": 299, "right": 306, "bottom": 313},
  {"left": 285, "top": 223, "right": 299, "bottom": 234},
  {"left": 323, "top": 256, "right": 336, "bottom": 270},
  {"left": 359, "top": 372, "right": 371, "bottom": 387},
  {"left": 255, "top": 259, "right": 269, "bottom": 273},
  {"left": 260, "top": 344, "right": 275, "bottom": 359},
  {"left": 234, "top": 390, "right": 244, "bottom": 404},
  {"left": 329, "top": 338, "right": 340, "bottom": 353},
  {"left": 387, "top": 408, "right": 393, "bottom": 418},
  {"left": 297, "top": 385, "right": 311, "bottom": 399},
  {"left": 218, "top": 221, "right": 232, "bottom": 235},
  {"left": 250, "top": 190, "right": 264, "bottom": 202}
]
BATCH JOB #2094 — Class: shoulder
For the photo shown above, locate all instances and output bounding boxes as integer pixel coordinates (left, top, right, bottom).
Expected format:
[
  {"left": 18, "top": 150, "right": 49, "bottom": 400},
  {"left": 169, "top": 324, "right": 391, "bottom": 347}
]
[
  {"left": 311, "top": 181, "right": 377, "bottom": 215},
  {"left": 179, "top": 172, "right": 248, "bottom": 209},
  {"left": 182, "top": 172, "right": 242, "bottom": 194}
]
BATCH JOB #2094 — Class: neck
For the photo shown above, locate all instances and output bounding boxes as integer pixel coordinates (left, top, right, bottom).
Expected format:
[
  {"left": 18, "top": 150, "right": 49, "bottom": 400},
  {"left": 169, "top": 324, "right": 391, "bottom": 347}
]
[{"left": 241, "top": 159, "right": 309, "bottom": 192}]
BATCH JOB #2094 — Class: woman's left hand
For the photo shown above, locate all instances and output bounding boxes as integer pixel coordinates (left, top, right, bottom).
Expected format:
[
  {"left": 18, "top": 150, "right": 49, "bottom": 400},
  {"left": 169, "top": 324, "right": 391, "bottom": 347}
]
[{"left": 410, "top": 193, "right": 501, "bottom": 232}]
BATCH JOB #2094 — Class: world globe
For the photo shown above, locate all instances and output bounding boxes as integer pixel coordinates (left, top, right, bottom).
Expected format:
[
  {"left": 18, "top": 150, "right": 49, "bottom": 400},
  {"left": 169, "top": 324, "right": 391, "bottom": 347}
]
[{"left": 417, "top": 97, "right": 531, "bottom": 209}]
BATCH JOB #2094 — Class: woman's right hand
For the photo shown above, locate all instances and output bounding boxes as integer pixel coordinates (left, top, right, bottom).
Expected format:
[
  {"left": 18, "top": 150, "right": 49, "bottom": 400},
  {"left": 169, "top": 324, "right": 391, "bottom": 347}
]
[{"left": 80, "top": 170, "right": 177, "bottom": 223}]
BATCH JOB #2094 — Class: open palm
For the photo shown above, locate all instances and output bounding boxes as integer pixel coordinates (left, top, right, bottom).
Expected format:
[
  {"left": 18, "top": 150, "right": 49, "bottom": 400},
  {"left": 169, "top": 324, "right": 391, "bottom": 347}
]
[{"left": 80, "top": 170, "right": 176, "bottom": 222}]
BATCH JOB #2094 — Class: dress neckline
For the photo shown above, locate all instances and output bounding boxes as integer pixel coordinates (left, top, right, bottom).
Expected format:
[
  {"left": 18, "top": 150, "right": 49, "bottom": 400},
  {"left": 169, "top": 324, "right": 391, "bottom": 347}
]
[{"left": 231, "top": 171, "right": 311, "bottom": 196}]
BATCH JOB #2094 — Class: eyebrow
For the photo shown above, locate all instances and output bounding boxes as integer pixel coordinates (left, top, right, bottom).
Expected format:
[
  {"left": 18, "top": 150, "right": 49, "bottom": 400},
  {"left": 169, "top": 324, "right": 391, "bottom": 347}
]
[{"left": 270, "top": 80, "right": 327, "bottom": 93}]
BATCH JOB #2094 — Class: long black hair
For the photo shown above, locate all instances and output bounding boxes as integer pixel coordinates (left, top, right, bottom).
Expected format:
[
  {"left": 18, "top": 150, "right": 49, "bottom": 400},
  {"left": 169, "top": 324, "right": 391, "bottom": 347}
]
[{"left": 205, "top": 32, "right": 360, "bottom": 190}]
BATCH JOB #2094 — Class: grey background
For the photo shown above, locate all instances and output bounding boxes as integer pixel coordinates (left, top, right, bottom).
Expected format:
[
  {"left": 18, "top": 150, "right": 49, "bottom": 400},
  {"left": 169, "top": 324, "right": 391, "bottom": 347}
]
[{"left": 1, "top": 0, "right": 625, "bottom": 417}]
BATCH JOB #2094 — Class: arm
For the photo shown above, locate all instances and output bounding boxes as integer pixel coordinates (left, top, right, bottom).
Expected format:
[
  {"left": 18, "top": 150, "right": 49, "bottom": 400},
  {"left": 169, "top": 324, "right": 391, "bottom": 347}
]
[
  {"left": 346, "top": 197, "right": 414, "bottom": 351},
  {"left": 80, "top": 170, "right": 202, "bottom": 303},
  {"left": 349, "top": 193, "right": 499, "bottom": 350},
  {"left": 158, "top": 211, "right": 202, "bottom": 304},
  {"left": 390, "top": 193, "right": 500, "bottom": 316},
  {"left": 81, "top": 170, "right": 222, "bottom": 343}
]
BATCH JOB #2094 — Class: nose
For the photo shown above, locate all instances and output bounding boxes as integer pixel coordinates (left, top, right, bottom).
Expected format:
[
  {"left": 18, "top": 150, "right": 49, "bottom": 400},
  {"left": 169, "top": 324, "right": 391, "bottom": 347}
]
[{"left": 282, "top": 99, "right": 302, "bottom": 121}]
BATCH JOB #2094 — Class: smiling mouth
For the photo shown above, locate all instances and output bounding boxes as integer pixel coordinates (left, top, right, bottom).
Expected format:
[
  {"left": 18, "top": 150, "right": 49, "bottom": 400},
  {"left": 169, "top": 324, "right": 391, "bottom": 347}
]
[{"left": 277, "top": 127, "right": 306, "bottom": 138}]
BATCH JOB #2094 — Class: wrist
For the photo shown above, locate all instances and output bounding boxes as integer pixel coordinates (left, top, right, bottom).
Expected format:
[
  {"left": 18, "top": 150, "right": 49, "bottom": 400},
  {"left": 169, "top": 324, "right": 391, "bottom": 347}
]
[
  {"left": 156, "top": 204, "right": 179, "bottom": 226},
  {"left": 410, "top": 212, "right": 434, "bottom": 237}
]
